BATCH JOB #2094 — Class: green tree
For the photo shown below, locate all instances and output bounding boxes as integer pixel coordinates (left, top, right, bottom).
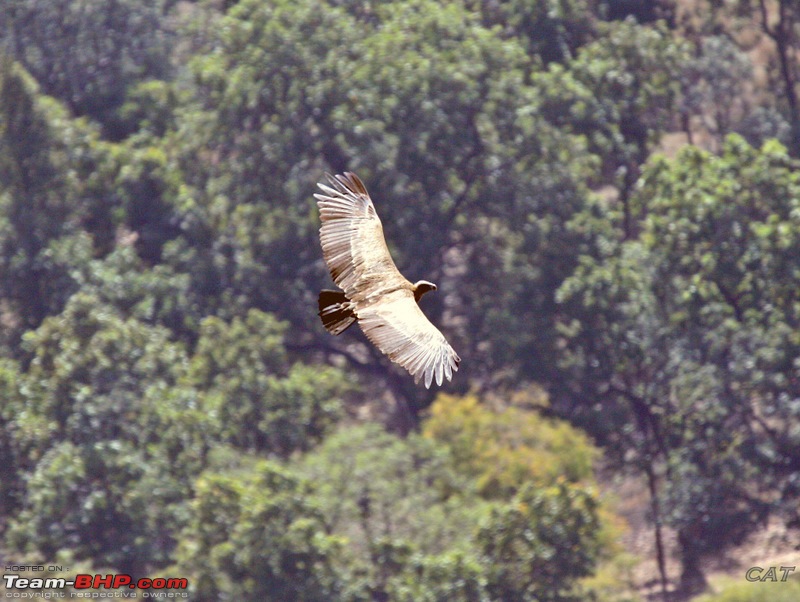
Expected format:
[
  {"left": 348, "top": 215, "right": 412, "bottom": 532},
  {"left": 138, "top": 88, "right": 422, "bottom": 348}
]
[
  {"left": 4, "top": 291, "right": 205, "bottom": 572},
  {"left": 679, "top": 36, "right": 757, "bottom": 148},
  {"left": 684, "top": 0, "right": 800, "bottom": 155},
  {"left": 297, "top": 413, "right": 610, "bottom": 601},
  {"left": 297, "top": 423, "right": 481, "bottom": 599},
  {"left": 115, "top": 146, "right": 183, "bottom": 263},
  {"left": 0, "top": 358, "right": 23, "bottom": 516},
  {"left": 598, "top": 0, "right": 676, "bottom": 25},
  {"left": 1, "top": 0, "right": 172, "bottom": 138},
  {"left": 7, "top": 440, "right": 183, "bottom": 575},
  {"left": 536, "top": 19, "right": 687, "bottom": 237},
  {"left": 187, "top": 310, "right": 349, "bottom": 456},
  {"left": 69, "top": 244, "right": 206, "bottom": 344},
  {"left": 13, "top": 292, "right": 186, "bottom": 457},
  {"left": 557, "top": 136, "right": 800, "bottom": 594},
  {"left": 466, "top": 0, "right": 597, "bottom": 64},
  {"left": 0, "top": 61, "right": 101, "bottom": 345},
  {"left": 386, "top": 551, "right": 489, "bottom": 602},
  {"left": 175, "top": 457, "right": 342, "bottom": 601},
  {"left": 477, "top": 482, "right": 601, "bottom": 602}
]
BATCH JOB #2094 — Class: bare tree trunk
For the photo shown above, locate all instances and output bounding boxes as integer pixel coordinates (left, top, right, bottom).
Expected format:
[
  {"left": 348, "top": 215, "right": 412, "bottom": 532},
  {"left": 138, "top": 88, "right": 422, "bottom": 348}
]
[
  {"left": 645, "top": 464, "right": 670, "bottom": 602},
  {"left": 677, "top": 527, "right": 708, "bottom": 597},
  {"left": 760, "top": 0, "right": 800, "bottom": 155}
]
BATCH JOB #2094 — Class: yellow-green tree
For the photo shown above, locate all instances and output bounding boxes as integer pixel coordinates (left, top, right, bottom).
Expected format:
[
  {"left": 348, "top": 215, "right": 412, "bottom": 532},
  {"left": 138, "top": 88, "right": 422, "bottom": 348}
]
[{"left": 423, "top": 393, "right": 597, "bottom": 497}]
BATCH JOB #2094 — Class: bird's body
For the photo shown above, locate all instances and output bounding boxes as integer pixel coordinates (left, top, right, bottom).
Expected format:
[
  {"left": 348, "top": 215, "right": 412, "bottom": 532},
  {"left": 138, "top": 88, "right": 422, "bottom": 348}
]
[{"left": 315, "top": 172, "right": 459, "bottom": 388}]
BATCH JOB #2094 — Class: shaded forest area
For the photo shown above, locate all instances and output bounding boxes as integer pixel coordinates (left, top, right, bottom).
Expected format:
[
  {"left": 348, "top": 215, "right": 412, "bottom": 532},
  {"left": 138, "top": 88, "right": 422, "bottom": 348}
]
[{"left": 1, "top": 0, "right": 799, "bottom": 600}]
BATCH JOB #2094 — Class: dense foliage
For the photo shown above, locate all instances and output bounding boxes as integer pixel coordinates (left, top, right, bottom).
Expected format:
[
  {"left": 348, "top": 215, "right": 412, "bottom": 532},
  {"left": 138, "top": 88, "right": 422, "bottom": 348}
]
[{"left": 1, "top": 0, "right": 799, "bottom": 600}]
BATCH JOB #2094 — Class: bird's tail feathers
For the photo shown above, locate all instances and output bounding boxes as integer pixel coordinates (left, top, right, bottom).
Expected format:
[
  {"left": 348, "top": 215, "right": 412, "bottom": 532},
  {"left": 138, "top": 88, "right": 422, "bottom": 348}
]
[{"left": 318, "top": 290, "right": 356, "bottom": 335}]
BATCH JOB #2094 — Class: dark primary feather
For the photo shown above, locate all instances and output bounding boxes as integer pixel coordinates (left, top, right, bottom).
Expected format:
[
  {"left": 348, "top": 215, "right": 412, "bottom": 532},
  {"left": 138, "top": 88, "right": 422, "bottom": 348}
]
[{"left": 318, "top": 289, "right": 356, "bottom": 335}]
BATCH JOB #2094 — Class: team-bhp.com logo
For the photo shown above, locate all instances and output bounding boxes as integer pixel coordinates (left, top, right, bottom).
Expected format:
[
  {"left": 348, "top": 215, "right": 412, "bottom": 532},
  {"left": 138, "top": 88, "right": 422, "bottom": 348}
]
[{"left": 3, "top": 573, "right": 189, "bottom": 598}]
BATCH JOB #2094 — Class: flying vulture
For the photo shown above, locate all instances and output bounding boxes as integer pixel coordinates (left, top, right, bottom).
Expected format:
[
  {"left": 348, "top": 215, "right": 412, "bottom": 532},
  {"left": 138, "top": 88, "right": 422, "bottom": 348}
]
[{"left": 315, "top": 172, "right": 460, "bottom": 388}]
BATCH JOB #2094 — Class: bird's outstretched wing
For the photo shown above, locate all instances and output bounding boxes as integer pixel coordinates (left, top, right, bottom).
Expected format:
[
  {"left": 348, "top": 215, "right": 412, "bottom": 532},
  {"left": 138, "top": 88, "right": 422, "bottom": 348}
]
[
  {"left": 314, "top": 172, "right": 407, "bottom": 302},
  {"left": 357, "top": 289, "right": 460, "bottom": 388}
]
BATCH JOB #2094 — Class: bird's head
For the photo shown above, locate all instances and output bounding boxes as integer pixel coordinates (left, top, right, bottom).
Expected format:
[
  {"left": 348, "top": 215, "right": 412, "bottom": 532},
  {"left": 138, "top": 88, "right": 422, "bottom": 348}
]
[{"left": 413, "top": 280, "right": 437, "bottom": 302}]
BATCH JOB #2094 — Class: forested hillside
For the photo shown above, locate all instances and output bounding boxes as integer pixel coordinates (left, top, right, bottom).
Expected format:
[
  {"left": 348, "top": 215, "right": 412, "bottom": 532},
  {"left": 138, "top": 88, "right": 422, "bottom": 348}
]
[{"left": 1, "top": 1, "right": 799, "bottom": 600}]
